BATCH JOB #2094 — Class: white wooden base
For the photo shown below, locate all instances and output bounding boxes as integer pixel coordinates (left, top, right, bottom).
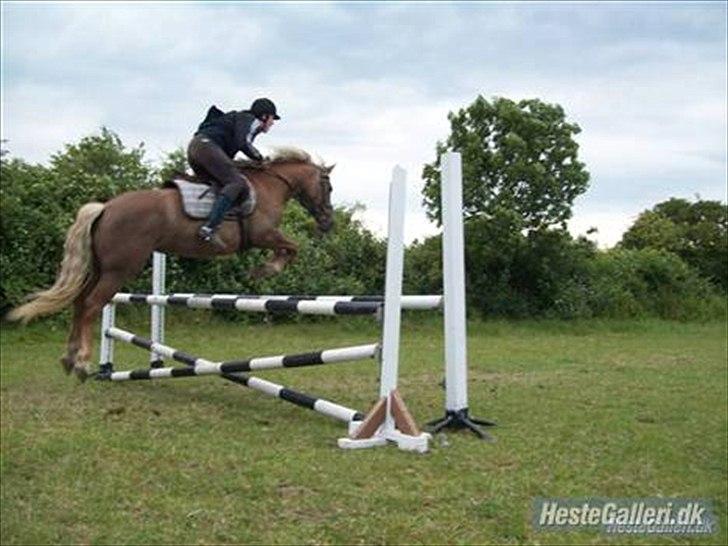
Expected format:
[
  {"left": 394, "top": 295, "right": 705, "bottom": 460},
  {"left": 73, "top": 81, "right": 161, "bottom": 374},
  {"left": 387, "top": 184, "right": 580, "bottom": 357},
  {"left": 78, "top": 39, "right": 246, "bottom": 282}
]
[
  {"left": 338, "top": 428, "right": 431, "bottom": 453},
  {"left": 337, "top": 389, "right": 431, "bottom": 453}
]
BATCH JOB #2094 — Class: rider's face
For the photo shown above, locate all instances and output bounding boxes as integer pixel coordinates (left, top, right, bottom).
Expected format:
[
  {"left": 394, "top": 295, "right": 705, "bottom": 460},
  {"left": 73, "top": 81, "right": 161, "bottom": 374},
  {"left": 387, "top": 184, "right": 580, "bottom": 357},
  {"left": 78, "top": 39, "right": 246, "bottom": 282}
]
[{"left": 261, "top": 115, "right": 276, "bottom": 133}]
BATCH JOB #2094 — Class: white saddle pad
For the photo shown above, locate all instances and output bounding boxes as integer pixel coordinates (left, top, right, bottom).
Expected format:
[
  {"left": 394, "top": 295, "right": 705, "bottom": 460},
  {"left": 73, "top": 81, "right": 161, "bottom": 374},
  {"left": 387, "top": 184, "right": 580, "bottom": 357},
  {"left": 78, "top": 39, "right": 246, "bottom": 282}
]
[
  {"left": 170, "top": 179, "right": 216, "bottom": 219},
  {"left": 169, "top": 179, "right": 256, "bottom": 219}
]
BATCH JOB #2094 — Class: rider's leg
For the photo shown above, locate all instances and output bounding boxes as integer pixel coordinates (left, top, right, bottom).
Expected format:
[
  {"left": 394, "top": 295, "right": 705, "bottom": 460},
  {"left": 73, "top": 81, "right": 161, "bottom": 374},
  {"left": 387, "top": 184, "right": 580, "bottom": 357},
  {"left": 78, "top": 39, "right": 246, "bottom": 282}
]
[
  {"left": 198, "top": 179, "right": 252, "bottom": 241},
  {"left": 187, "top": 136, "right": 254, "bottom": 241}
]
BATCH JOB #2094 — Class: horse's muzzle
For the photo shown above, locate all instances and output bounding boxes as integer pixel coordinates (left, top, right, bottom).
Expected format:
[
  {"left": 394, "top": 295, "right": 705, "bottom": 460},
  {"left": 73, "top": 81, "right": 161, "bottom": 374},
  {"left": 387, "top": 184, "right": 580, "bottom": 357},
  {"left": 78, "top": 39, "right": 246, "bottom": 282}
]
[{"left": 316, "top": 212, "right": 334, "bottom": 234}]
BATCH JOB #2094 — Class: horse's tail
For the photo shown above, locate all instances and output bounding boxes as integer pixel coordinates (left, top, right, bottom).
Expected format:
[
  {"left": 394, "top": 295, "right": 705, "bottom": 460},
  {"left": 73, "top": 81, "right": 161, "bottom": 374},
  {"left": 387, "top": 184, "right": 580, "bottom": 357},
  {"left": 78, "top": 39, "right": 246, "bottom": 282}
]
[{"left": 6, "top": 202, "right": 105, "bottom": 324}]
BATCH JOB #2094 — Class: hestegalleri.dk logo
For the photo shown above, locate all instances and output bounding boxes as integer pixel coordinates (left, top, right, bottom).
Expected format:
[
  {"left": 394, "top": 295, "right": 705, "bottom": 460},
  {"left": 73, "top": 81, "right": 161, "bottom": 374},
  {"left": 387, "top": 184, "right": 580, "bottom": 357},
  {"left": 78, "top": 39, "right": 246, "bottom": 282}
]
[{"left": 532, "top": 497, "right": 717, "bottom": 535}]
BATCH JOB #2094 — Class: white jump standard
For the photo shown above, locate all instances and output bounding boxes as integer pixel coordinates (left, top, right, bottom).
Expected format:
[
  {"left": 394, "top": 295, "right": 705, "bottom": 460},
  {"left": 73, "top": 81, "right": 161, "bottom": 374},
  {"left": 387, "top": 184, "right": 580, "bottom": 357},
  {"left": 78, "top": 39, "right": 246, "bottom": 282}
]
[
  {"left": 426, "top": 152, "right": 495, "bottom": 440},
  {"left": 338, "top": 165, "right": 430, "bottom": 451}
]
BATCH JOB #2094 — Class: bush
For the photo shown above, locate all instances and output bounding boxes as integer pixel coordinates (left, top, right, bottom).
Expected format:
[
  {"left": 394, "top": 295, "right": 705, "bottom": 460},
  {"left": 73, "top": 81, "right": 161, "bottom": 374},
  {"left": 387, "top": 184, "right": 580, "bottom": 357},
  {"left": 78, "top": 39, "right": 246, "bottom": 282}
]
[
  {"left": 586, "top": 248, "right": 725, "bottom": 320},
  {"left": 403, "top": 218, "right": 724, "bottom": 320}
]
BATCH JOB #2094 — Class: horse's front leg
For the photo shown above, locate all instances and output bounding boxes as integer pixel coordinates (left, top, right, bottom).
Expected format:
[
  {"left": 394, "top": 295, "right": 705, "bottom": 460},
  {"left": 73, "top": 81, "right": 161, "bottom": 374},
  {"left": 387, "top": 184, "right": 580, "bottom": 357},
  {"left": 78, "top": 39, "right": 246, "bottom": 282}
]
[{"left": 251, "top": 230, "right": 299, "bottom": 280}]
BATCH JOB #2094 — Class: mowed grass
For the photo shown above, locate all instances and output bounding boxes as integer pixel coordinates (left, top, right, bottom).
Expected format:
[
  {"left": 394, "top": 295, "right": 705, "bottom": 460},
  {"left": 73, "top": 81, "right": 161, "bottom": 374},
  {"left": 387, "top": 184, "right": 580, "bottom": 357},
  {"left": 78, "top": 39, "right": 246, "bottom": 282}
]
[{"left": 1, "top": 312, "right": 726, "bottom": 545}]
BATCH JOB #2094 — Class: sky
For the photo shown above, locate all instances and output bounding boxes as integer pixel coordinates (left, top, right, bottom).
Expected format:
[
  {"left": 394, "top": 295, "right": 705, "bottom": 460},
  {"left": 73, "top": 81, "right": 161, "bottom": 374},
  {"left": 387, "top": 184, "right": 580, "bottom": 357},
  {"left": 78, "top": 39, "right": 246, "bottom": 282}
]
[{"left": 2, "top": 1, "right": 726, "bottom": 246}]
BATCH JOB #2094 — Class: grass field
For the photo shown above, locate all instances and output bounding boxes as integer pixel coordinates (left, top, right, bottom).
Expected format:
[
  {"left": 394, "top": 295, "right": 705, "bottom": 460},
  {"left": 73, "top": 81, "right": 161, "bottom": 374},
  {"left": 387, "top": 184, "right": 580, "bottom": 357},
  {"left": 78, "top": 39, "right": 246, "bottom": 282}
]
[{"left": 1, "top": 312, "right": 726, "bottom": 544}]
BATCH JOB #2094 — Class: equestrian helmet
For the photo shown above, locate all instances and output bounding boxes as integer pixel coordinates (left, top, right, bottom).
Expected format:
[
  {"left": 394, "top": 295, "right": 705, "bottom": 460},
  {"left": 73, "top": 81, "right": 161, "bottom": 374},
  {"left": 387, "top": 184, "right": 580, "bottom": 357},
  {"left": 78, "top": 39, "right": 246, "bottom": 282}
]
[{"left": 250, "top": 98, "right": 281, "bottom": 120}]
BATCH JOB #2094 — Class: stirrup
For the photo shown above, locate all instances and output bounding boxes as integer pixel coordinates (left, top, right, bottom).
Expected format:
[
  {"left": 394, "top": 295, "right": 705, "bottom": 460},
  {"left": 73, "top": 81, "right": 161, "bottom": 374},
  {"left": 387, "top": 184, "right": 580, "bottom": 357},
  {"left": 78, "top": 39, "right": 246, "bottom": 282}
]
[
  {"left": 197, "top": 225, "right": 215, "bottom": 242},
  {"left": 197, "top": 226, "right": 226, "bottom": 249}
]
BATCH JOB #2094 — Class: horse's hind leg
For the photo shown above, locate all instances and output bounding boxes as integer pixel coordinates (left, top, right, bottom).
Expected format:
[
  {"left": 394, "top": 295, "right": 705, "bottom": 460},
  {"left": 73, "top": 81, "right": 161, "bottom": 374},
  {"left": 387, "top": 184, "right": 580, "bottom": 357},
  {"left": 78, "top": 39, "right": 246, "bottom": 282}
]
[
  {"left": 70, "top": 270, "right": 129, "bottom": 382},
  {"left": 71, "top": 239, "right": 156, "bottom": 381},
  {"left": 61, "top": 280, "right": 97, "bottom": 375}
]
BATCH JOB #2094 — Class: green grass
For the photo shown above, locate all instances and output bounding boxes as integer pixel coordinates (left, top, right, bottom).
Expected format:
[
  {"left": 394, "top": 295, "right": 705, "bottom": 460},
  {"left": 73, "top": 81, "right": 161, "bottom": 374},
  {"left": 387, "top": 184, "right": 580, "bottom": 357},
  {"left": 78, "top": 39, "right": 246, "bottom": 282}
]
[{"left": 1, "top": 313, "right": 726, "bottom": 545}]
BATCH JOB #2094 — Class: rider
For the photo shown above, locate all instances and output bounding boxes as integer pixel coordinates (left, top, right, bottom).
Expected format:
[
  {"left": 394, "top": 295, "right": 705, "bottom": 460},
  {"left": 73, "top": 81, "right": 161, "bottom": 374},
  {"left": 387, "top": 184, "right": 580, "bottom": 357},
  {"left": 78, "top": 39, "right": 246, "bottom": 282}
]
[{"left": 187, "top": 98, "right": 280, "bottom": 243}]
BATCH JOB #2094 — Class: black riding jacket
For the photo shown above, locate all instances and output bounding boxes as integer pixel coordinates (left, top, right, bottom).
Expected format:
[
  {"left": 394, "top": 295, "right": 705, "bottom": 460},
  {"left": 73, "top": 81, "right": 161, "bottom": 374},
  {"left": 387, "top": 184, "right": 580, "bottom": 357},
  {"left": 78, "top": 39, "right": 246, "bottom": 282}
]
[{"left": 195, "top": 107, "right": 264, "bottom": 161}]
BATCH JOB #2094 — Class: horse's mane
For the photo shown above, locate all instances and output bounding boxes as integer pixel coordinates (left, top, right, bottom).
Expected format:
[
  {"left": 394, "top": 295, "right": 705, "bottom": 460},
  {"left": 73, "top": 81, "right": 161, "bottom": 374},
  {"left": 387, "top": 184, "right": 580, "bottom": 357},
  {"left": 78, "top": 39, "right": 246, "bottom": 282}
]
[{"left": 235, "top": 146, "right": 327, "bottom": 170}]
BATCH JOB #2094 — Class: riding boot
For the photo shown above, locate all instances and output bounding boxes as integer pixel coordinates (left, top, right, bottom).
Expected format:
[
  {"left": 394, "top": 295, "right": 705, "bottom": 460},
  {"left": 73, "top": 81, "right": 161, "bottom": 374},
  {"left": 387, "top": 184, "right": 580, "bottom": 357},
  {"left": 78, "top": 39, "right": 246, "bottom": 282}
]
[{"left": 198, "top": 194, "right": 233, "bottom": 243}]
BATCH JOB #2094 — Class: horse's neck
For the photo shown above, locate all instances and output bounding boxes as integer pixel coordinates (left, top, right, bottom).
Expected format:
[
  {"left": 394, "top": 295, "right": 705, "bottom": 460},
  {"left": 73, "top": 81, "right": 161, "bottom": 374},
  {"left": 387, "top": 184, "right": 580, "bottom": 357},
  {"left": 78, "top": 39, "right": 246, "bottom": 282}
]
[
  {"left": 248, "top": 165, "right": 292, "bottom": 206},
  {"left": 266, "top": 163, "right": 303, "bottom": 203}
]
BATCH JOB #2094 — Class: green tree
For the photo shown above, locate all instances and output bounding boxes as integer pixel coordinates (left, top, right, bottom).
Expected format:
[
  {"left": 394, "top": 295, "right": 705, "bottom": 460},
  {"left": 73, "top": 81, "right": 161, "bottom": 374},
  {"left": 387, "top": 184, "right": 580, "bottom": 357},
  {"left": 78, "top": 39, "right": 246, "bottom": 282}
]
[
  {"left": 422, "top": 96, "right": 590, "bottom": 231},
  {"left": 621, "top": 198, "right": 728, "bottom": 291}
]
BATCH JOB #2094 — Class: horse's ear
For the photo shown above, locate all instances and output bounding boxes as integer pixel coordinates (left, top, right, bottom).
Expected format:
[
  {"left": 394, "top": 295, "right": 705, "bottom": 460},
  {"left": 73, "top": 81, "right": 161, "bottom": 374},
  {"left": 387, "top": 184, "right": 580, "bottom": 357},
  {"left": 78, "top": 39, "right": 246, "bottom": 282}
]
[{"left": 325, "top": 164, "right": 336, "bottom": 174}]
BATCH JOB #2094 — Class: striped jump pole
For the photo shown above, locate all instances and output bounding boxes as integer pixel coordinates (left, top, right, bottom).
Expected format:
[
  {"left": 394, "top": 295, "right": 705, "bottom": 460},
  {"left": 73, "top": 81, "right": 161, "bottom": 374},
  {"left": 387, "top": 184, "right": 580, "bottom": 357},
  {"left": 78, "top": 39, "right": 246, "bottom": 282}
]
[
  {"left": 220, "top": 373, "right": 365, "bottom": 424},
  {"left": 98, "top": 328, "right": 370, "bottom": 423},
  {"left": 102, "top": 327, "right": 378, "bottom": 380},
  {"left": 112, "top": 294, "right": 382, "bottom": 316},
  {"left": 112, "top": 293, "right": 443, "bottom": 311}
]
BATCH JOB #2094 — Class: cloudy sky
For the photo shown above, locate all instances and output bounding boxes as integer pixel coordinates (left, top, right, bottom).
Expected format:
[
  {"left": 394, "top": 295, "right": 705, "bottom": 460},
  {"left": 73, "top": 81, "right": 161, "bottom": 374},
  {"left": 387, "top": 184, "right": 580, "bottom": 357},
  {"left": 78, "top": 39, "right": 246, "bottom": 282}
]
[{"left": 2, "top": 1, "right": 726, "bottom": 246}]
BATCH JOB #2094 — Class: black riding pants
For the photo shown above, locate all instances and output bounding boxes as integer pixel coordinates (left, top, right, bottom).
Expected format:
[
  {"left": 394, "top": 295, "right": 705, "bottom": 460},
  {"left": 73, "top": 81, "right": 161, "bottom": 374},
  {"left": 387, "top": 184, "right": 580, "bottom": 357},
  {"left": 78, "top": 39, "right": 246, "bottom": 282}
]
[{"left": 187, "top": 135, "right": 250, "bottom": 203}]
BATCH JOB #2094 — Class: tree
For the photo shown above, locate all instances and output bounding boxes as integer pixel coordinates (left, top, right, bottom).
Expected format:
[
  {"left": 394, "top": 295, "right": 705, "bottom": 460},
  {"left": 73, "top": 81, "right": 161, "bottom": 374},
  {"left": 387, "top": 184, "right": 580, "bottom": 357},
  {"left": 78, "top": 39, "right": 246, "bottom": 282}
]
[
  {"left": 621, "top": 197, "right": 728, "bottom": 291},
  {"left": 45, "top": 127, "right": 155, "bottom": 210},
  {"left": 422, "top": 96, "right": 590, "bottom": 232}
]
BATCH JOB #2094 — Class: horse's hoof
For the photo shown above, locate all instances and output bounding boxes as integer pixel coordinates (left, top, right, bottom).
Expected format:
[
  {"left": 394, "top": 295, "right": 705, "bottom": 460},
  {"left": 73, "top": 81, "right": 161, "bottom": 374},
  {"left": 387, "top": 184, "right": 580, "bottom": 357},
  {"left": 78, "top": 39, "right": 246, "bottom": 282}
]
[
  {"left": 73, "top": 364, "right": 91, "bottom": 383},
  {"left": 60, "top": 356, "right": 75, "bottom": 375}
]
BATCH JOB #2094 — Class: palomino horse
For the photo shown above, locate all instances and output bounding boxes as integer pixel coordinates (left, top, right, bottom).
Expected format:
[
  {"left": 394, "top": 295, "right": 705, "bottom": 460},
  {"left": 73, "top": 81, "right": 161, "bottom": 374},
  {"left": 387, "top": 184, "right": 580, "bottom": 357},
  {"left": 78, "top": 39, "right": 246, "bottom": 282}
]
[{"left": 7, "top": 147, "right": 335, "bottom": 381}]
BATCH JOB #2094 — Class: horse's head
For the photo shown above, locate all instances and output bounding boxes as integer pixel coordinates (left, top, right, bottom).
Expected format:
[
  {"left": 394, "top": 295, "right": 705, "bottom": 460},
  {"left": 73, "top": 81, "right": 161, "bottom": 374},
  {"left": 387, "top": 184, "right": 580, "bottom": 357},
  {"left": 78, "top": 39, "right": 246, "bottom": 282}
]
[
  {"left": 297, "top": 163, "right": 335, "bottom": 233},
  {"left": 253, "top": 148, "right": 335, "bottom": 233}
]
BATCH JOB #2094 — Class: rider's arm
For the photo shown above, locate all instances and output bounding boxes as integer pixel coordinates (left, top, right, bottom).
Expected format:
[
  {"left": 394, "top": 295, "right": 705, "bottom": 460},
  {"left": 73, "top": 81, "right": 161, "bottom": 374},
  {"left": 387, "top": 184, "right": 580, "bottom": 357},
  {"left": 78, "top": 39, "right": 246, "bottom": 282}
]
[{"left": 234, "top": 113, "right": 264, "bottom": 161}]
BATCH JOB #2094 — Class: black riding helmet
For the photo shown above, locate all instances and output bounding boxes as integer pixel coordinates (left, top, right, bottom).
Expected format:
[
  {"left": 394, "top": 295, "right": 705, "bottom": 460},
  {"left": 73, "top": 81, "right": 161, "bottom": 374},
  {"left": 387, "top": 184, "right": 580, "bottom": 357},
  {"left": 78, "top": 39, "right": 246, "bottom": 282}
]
[{"left": 250, "top": 98, "right": 281, "bottom": 120}]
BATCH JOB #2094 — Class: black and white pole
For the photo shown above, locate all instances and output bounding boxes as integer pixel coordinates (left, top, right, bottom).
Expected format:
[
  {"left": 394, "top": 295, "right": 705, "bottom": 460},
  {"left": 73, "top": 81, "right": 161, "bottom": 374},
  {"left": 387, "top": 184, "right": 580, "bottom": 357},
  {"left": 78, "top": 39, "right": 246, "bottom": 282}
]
[
  {"left": 150, "top": 252, "right": 166, "bottom": 368},
  {"left": 99, "top": 328, "right": 368, "bottom": 423},
  {"left": 111, "top": 293, "right": 383, "bottom": 316},
  {"left": 112, "top": 293, "right": 443, "bottom": 311},
  {"left": 101, "top": 327, "right": 378, "bottom": 380},
  {"left": 220, "top": 373, "right": 365, "bottom": 424},
  {"left": 426, "top": 151, "right": 496, "bottom": 440}
]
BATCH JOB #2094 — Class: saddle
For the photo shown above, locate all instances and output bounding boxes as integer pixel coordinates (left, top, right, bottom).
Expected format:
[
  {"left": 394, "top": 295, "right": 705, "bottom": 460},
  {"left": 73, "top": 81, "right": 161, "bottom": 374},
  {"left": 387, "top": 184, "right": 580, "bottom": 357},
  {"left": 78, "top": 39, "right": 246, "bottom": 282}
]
[{"left": 164, "top": 175, "right": 256, "bottom": 250}]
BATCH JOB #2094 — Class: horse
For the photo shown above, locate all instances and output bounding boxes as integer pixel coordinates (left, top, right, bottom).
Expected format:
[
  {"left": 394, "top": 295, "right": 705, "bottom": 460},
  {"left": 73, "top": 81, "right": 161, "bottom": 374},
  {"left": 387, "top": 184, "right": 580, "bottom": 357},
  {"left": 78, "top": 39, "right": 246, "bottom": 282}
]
[{"left": 7, "top": 147, "right": 335, "bottom": 381}]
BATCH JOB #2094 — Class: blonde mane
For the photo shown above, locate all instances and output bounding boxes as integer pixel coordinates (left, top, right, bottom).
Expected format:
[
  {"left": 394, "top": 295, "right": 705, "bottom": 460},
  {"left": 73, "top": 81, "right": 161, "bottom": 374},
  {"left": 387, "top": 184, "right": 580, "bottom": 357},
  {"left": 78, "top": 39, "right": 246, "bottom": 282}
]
[{"left": 235, "top": 146, "right": 327, "bottom": 170}]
